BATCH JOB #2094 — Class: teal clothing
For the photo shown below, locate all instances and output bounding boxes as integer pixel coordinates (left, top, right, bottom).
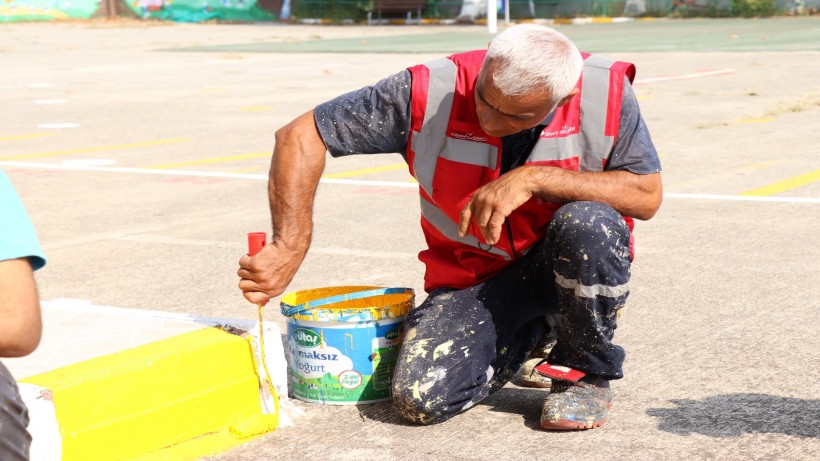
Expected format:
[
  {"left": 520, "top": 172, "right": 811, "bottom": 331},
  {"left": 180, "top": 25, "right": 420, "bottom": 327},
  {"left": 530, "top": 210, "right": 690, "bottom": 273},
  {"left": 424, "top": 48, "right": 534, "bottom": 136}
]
[{"left": 0, "top": 169, "right": 46, "bottom": 270}]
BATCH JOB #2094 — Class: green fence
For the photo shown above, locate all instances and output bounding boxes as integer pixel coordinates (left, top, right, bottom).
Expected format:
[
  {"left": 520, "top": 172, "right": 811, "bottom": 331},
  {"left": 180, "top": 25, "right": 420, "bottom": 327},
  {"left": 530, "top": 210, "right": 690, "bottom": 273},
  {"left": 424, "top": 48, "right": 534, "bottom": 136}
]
[
  {"left": 0, "top": 0, "right": 812, "bottom": 22},
  {"left": 293, "top": 0, "right": 806, "bottom": 21},
  {"left": 0, "top": 0, "right": 277, "bottom": 22}
]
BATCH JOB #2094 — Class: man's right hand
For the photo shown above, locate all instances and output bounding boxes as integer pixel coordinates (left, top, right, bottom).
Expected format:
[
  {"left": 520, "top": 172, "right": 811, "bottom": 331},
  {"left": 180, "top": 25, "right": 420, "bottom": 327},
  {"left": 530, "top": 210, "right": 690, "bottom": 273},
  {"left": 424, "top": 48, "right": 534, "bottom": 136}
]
[{"left": 237, "top": 238, "right": 307, "bottom": 305}]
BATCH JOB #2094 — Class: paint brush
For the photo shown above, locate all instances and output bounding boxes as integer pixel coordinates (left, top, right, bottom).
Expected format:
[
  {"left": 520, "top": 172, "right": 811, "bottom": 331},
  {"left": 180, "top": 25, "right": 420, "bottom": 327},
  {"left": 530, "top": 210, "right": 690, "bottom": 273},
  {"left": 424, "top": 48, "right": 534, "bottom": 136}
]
[{"left": 247, "top": 232, "right": 279, "bottom": 421}]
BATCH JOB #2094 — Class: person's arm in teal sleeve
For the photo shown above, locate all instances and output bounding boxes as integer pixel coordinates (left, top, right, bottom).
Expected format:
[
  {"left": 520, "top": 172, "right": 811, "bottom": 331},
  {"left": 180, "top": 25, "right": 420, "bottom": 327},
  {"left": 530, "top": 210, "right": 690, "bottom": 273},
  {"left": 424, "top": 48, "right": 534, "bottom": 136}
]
[{"left": 0, "top": 169, "right": 46, "bottom": 357}]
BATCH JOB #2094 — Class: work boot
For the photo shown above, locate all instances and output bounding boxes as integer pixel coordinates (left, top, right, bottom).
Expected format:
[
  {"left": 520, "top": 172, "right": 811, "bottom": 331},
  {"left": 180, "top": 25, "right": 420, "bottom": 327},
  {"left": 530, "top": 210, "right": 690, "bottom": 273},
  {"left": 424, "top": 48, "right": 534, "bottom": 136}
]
[
  {"left": 537, "top": 364, "right": 613, "bottom": 430},
  {"left": 514, "top": 316, "right": 558, "bottom": 389}
]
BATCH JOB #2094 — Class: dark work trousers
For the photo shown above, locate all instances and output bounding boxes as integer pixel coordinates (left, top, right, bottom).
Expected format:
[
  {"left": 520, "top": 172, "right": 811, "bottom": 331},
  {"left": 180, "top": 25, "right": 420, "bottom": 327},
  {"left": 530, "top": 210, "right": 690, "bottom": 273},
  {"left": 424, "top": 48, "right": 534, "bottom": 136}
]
[
  {"left": 392, "top": 201, "right": 632, "bottom": 424},
  {"left": 0, "top": 361, "right": 31, "bottom": 461}
]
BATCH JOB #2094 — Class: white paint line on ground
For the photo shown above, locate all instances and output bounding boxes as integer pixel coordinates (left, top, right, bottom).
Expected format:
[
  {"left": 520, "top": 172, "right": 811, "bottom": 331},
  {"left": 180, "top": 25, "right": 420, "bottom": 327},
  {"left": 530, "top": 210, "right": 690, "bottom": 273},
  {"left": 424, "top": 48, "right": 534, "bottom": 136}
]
[
  {"left": 41, "top": 298, "right": 257, "bottom": 330},
  {"left": 46, "top": 230, "right": 417, "bottom": 259},
  {"left": 310, "top": 246, "right": 418, "bottom": 259},
  {"left": 116, "top": 235, "right": 417, "bottom": 259},
  {"left": 1, "top": 160, "right": 818, "bottom": 204},
  {"left": 17, "top": 383, "right": 62, "bottom": 461},
  {"left": 662, "top": 193, "right": 820, "bottom": 204},
  {"left": 37, "top": 123, "right": 78, "bottom": 129},
  {"left": 35, "top": 99, "right": 68, "bottom": 105},
  {"left": 634, "top": 69, "right": 735, "bottom": 85}
]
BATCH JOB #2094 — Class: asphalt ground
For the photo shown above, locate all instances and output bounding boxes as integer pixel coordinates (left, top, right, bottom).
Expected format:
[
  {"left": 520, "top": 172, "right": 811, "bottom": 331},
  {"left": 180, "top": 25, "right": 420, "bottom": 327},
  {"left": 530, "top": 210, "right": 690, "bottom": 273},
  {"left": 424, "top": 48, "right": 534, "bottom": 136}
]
[{"left": 1, "top": 17, "right": 818, "bottom": 461}]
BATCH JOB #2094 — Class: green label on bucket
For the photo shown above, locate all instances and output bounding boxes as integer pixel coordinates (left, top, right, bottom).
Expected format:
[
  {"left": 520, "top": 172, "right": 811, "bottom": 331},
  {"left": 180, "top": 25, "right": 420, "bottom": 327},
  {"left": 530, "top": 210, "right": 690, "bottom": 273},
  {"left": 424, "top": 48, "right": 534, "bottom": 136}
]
[
  {"left": 286, "top": 317, "right": 405, "bottom": 405},
  {"left": 293, "top": 328, "right": 322, "bottom": 348}
]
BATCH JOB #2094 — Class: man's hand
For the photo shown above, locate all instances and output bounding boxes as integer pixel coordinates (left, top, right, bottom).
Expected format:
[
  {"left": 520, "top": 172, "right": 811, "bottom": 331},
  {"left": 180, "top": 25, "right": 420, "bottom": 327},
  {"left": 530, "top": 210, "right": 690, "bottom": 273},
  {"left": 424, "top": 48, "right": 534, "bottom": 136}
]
[
  {"left": 458, "top": 167, "right": 535, "bottom": 245},
  {"left": 237, "top": 238, "right": 307, "bottom": 305}
]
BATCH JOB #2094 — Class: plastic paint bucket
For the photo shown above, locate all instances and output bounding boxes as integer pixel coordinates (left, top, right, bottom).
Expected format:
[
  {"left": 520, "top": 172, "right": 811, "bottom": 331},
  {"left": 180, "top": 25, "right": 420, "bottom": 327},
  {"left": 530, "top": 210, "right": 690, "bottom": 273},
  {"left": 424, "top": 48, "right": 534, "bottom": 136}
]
[{"left": 280, "top": 286, "right": 414, "bottom": 405}]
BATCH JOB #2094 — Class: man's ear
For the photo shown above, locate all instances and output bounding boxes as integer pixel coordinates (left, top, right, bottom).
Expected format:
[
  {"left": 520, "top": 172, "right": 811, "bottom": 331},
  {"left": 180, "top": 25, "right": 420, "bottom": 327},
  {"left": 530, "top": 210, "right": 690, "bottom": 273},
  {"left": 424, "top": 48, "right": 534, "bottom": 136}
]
[{"left": 556, "top": 88, "right": 580, "bottom": 107}]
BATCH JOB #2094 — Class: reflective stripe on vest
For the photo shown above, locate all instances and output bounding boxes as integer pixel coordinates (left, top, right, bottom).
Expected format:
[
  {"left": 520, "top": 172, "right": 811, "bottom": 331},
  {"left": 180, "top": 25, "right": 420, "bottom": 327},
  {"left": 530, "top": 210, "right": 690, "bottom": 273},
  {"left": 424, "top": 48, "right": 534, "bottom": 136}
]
[
  {"left": 410, "top": 58, "right": 509, "bottom": 260},
  {"left": 420, "top": 197, "right": 512, "bottom": 261},
  {"left": 410, "top": 57, "right": 458, "bottom": 197},
  {"left": 530, "top": 54, "right": 618, "bottom": 171}
]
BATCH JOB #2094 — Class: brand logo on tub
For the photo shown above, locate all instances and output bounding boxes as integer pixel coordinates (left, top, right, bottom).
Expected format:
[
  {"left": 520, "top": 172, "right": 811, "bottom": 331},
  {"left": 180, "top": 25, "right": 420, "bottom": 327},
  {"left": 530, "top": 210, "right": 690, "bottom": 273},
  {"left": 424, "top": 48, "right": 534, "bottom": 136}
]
[{"left": 293, "top": 328, "right": 321, "bottom": 348}]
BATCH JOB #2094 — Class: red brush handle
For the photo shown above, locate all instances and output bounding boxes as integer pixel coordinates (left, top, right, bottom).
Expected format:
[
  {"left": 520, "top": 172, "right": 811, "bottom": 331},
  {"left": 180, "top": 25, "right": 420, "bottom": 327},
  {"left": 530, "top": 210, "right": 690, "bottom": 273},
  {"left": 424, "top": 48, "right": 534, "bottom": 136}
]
[
  {"left": 247, "top": 232, "right": 268, "bottom": 306},
  {"left": 248, "top": 232, "right": 267, "bottom": 256}
]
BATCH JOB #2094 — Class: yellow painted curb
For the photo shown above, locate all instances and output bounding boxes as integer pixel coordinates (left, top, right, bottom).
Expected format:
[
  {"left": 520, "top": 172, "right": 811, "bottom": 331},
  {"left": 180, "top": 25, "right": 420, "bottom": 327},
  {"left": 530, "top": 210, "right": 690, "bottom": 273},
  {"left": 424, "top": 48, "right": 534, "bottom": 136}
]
[{"left": 22, "top": 327, "right": 273, "bottom": 461}]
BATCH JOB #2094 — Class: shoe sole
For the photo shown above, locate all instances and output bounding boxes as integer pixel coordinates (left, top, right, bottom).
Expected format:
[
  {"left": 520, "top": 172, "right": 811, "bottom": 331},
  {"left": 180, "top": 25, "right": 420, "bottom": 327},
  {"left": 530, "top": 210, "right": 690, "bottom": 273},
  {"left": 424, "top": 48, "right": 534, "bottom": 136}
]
[
  {"left": 540, "top": 417, "right": 608, "bottom": 430},
  {"left": 518, "top": 377, "right": 552, "bottom": 389},
  {"left": 540, "top": 403, "right": 612, "bottom": 431}
]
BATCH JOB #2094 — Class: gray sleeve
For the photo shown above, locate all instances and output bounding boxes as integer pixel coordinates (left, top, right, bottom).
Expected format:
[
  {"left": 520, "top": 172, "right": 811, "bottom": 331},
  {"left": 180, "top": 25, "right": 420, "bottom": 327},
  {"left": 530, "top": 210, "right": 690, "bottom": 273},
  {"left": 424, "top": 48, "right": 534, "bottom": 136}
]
[
  {"left": 605, "top": 79, "right": 662, "bottom": 174},
  {"left": 313, "top": 70, "right": 412, "bottom": 157}
]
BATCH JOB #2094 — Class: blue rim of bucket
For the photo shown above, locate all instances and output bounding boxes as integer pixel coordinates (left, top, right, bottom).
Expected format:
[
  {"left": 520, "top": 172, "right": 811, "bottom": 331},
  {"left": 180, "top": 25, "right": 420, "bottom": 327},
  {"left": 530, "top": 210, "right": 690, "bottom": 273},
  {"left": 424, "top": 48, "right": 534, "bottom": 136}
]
[{"left": 280, "top": 287, "right": 413, "bottom": 317}]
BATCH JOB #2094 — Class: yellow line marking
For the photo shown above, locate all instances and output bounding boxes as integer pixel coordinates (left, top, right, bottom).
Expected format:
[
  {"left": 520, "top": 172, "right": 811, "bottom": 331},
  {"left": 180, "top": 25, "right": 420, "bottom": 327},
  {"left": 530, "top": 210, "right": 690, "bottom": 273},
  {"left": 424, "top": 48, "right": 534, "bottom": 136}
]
[
  {"left": 741, "top": 168, "right": 820, "bottom": 196},
  {"left": 742, "top": 159, "right": 787, "bottom": 171},
  {"left": 737, "top": 117, "right": 774, "bottom": 124},
  {"left": 148, "top": 152, "right": 270, "bottom": 170},
  {"left": 0, "top": 138, "right": 190, "bottom": 161},
  {"left": 322, "top": 162, "right": 407, "bottom": 179},
  {"left": 0, "top": 133, "right": 53, "bottom": 142}
]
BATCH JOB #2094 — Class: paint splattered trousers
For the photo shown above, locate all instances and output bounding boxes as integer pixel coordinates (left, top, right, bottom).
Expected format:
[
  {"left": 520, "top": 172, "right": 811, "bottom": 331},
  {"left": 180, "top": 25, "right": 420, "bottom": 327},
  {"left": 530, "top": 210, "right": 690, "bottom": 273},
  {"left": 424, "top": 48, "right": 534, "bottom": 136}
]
[
  {"left": 392, "top": 201, "right": 632, "bottom": 424},
  {"left": 0, "top": 361, "right": 31, "bottom": 461}
]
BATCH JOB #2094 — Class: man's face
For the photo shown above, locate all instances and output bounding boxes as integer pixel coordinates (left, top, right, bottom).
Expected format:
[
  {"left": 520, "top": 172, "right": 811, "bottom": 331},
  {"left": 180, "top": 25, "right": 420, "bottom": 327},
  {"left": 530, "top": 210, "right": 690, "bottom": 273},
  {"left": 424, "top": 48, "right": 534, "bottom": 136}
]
[{"left": 474, "top": 61, "right": 555, "bottom": 138}]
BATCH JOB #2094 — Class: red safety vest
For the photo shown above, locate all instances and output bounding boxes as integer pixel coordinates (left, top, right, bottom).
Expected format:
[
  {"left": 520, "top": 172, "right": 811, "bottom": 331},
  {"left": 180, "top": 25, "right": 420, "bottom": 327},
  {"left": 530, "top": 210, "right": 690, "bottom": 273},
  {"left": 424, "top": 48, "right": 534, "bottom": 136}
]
[{"left": 407, "top": 50, "right": 636, "bottom": 292}]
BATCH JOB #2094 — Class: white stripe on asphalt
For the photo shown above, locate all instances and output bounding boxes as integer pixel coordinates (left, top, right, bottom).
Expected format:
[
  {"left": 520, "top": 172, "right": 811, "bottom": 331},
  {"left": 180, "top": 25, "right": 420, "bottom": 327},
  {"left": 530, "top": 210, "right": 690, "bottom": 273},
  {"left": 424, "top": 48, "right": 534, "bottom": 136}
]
[{"left": 1, "top": 161, "right": 818, "bottom": 203}]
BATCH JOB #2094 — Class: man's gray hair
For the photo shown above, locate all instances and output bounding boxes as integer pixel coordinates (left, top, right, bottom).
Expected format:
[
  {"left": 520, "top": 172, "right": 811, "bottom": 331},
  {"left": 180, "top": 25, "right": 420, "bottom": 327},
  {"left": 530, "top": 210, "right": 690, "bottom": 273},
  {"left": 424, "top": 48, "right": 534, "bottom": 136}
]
[{"left": 485, "top": 24, "right": 583, "bottom": 103}]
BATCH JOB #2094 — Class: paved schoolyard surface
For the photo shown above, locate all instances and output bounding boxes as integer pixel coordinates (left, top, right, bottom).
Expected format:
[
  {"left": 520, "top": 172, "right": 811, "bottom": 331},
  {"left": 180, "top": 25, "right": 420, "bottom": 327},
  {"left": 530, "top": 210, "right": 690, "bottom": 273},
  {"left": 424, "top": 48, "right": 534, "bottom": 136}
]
[{"left": 1, "top": 17, "right": 818, "bottom": 461}]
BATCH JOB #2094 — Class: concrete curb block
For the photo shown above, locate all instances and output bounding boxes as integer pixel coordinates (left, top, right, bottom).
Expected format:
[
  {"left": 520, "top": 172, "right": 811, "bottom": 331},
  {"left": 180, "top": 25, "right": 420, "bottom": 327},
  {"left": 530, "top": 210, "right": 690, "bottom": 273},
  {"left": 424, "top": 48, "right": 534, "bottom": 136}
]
[{"left": 15, "top": 300, "right": 290, "bottom": 461}]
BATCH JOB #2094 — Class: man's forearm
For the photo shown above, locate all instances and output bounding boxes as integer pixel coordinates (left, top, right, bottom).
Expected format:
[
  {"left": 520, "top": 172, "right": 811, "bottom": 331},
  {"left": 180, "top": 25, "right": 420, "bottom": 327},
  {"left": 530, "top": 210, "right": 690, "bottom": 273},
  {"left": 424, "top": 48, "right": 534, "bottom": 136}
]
[
  {"left": 524, "top": 166, "right": 663, "bottom": 220},
  {"left": 0, "top": 258, "right": 42, "bottom": 357},
  {"left": 268, "top": 110, "right": 328, "bottom": 250}
]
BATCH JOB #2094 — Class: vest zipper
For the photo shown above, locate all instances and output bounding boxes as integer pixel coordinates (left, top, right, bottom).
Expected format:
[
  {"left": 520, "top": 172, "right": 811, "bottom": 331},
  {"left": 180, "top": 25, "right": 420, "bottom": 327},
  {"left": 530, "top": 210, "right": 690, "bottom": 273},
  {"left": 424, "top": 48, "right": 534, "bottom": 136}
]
[{"left": 506, "top": 221, "right": 519, "bottom": 259}]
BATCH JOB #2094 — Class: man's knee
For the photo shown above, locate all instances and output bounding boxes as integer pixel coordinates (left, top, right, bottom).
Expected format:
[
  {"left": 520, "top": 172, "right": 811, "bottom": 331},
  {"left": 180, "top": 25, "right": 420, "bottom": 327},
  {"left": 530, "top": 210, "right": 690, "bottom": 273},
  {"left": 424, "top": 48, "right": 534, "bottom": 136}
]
[
  {"left": 549, "top": 201, "right": 630, "bottom": 253},
  {"left": 392, "top": 366, "right": 453, "bottom": 425},
  {"left": 552, "top": 201, "right": 626, "bottom": 236},
  {"left": 391, "top": 336, "right": 488, "bottom": 425}
]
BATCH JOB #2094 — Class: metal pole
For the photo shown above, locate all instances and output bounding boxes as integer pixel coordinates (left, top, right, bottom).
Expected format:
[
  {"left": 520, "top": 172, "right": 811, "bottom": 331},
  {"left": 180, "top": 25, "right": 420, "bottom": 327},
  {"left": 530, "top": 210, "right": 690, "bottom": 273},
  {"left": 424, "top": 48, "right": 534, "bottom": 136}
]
[
  {"left": 504, "top": 0, "right": 510, "bottom": 24},
  {"left": 488, "top": 0, "right": 498, "bottom": 34}
]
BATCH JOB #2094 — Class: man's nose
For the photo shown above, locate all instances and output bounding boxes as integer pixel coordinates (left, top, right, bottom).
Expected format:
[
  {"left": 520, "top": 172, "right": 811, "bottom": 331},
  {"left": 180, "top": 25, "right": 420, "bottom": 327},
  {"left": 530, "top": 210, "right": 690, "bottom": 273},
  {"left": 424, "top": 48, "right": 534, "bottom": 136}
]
[{"left": 479, "top": 112, "right": 509, "bottom": 135}]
